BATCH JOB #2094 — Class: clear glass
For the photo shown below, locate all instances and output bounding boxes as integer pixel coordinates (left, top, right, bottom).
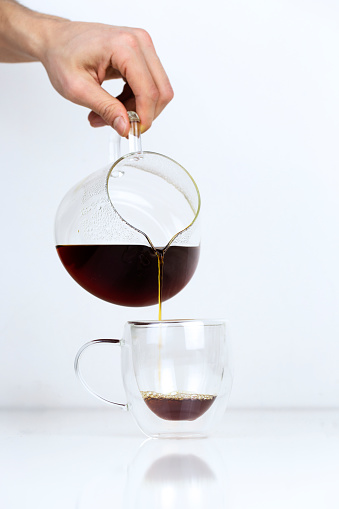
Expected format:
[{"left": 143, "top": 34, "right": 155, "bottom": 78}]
[
  {"left": 55, "top": 112, "right": 201, "bottom": 307},
  {"left": 74, "top": 319, "right": 233, "bottom": 439}
]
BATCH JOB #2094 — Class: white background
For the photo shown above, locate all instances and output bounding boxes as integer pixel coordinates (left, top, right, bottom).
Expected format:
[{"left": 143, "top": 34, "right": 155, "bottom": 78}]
[{"left": 0, "top": 0, "right": 338, "bottom": 409}]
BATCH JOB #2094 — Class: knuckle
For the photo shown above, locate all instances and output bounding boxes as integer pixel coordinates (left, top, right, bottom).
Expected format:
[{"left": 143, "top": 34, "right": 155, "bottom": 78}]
[
  {"left": 135, "top": 28, "right": 153, "bottom": 46},
  {"left": 98, "top": 101, "right": 119, "bottom": 123},
  {"left": 156, "top": 85, "right": 174, "bottom": 109},
  {"left": 163, "top": 85, "right": 174, "bottom": 103},
  {"left": 120, "top": 32, "right": 139, "bottom": 50},
  {"left": 148, "top": 85, "right": 160, "bottom": 103}
]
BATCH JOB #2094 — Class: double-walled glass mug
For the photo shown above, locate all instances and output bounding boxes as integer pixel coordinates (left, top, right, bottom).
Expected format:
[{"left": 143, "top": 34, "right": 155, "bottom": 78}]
[
  {"left": 75, "top": 320, "right": 233, "bottom": 438},
  {"left": 55, "top": 112, "right": 201, "bottom": 308}
]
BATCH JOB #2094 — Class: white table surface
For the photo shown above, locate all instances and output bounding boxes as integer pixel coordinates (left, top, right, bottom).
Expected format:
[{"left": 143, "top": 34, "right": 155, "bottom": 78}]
[{"left": 1, "top": 409, "right": 339, "bottom": 509}]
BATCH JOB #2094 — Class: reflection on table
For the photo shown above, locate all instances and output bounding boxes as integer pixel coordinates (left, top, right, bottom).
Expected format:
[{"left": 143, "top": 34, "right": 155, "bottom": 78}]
[{"left": 78, "top": 438, "right": 227, "bottom": 509}]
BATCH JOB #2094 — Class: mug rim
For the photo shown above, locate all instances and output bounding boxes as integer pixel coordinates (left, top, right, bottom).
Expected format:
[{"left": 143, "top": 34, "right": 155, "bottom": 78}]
[{"left": 128, "top": 319, "right": 227, "bottom": 327}]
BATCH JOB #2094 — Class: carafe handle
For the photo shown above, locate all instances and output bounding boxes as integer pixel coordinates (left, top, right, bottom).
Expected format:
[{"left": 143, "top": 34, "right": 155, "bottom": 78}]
[
  {"left": 74, "top": 339, "right": 127, "bottom": 409},
  {"left": 109, "top": 111, "right": 143, "bottom": 162}
]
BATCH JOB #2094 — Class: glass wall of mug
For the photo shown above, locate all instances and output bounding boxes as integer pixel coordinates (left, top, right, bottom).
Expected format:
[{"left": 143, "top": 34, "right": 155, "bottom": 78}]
[{"left": 75, "top": 320, "right": 233, "bottom": 438}]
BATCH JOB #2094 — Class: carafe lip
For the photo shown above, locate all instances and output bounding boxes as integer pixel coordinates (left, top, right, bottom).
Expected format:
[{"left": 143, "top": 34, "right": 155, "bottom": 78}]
[{"left": 128, "top": 319, "right": 226, "bottom": 327}]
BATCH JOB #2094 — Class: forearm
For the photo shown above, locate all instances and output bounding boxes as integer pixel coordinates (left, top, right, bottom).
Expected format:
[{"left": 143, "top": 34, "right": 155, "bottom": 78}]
[{"left": 0, "top": 0, "right": 67, "bottom": 62}]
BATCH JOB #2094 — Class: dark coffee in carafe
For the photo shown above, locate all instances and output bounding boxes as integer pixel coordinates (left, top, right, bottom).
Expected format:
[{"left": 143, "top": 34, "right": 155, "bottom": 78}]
[{"left": 56, "top": 244, "right": 199, "bottom": 310}]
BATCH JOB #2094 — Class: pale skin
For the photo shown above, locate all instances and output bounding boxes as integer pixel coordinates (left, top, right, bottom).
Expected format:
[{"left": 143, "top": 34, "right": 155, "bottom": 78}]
[{"left": 0, "top": 0, "right": 174, "bottom": 135}]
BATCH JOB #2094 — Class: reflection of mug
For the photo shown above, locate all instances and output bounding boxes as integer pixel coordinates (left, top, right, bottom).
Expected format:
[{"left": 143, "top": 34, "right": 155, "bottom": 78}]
[
  {"left": 125, "top": 439, "right": 227, "bottom": 509},
  {"left": 77, "top": 439, "right": 227, "bottom": 509},
  {"left": 75, "top": 320, "right": 233, "bottom": 438}
]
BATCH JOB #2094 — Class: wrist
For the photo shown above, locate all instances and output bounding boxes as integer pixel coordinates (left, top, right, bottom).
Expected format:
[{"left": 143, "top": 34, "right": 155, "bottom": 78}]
[{"left": 0, "top": 1, "right": 69, "bottom": 62}]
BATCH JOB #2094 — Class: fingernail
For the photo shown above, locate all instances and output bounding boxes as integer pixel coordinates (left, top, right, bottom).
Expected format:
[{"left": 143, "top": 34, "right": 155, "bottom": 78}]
[{"left": 113, "top": 116, "right": 127, "bottom": 136}]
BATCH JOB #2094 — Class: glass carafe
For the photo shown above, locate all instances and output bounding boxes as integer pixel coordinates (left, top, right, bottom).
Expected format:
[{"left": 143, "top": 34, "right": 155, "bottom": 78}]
[{"left": 55, "top": 112, "right": 201, "bottom": 308}]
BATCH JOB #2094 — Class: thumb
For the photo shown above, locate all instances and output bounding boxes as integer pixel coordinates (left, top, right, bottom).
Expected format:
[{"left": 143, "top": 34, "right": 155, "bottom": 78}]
[{"left": 75, "top": 80, "right": 130, "bottom": 136}]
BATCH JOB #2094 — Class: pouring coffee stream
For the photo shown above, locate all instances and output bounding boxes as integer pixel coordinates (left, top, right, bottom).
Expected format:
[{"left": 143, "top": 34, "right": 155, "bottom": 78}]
[{"left": 55, "top": 111, "right": 201, "bottom": 319}]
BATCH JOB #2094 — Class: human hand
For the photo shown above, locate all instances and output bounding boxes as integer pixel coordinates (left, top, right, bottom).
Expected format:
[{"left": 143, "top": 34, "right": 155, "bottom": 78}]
[{"left": 39, "top": 21, "right": 174, "bottom": 136}]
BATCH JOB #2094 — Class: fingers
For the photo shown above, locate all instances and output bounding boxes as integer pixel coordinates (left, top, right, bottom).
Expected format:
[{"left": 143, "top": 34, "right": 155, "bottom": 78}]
[
  {"left": 52, "top": 25, "right": 173, "bottom": 135},
  {"left": 135, "top": 30, "right": 174, "bottom": 120},
  {"left": 88, "top": 111, "right": 107, "bottom": 127},
  {"left": 112, "top": 29, "right": 173, "bottom": 132},
  {"left": 69, "top": 77, "right": 130, "bottom": 136},
  {"left": 88, "top": 83, "right": 135, "bottom": 129},
  {"left": 113, "top": 46, "right": 157, "bottom": 132},
  {"left": 116, "top": 82, "right": 136, "bottom": 113}
]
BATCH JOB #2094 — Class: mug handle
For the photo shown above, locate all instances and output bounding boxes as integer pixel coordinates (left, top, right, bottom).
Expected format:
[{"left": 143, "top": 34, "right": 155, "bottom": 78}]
[{"left": 74, "top": 339, "right": 127, "bottom": 410}]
